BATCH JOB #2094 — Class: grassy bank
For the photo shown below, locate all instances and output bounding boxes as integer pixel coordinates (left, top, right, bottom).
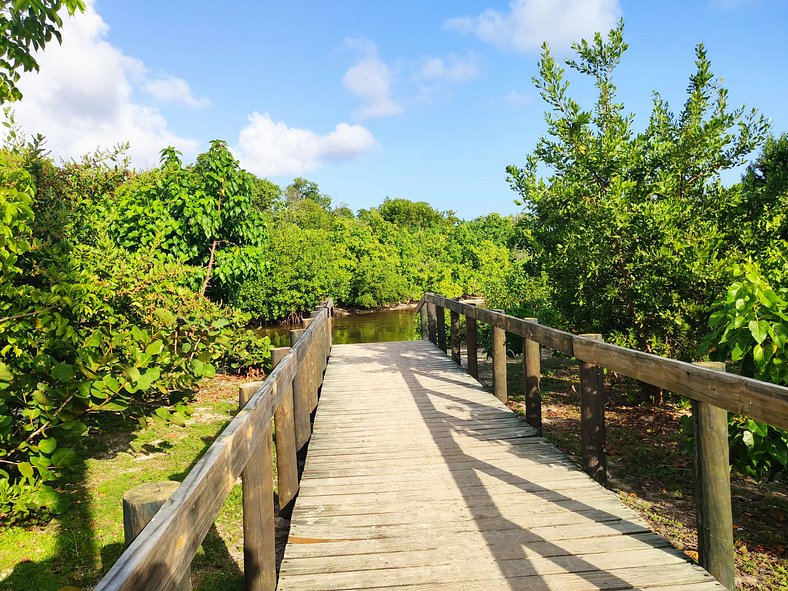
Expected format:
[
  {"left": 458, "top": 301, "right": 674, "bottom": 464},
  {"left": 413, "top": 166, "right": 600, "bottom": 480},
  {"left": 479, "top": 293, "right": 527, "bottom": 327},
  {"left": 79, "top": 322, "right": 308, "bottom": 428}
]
[
  {"left": 0, "top": 377, "right": 251, "bottom": 591},
  {"left": 476, "top": 352, "right": 788, "bottom": 591}
]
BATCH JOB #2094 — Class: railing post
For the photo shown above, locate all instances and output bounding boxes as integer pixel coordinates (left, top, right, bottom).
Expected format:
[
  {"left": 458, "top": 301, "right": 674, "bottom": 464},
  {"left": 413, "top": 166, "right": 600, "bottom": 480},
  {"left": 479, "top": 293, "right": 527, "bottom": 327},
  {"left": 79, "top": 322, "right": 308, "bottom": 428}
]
[
  {"left": 436, "top": 305, "right": 447, "bottom": 353},
  {"left": 239, "top": 382, "right": 276, "bottom": 591},
  {"left": 523, "top": 318, "right": 542, "bottom": 436},
  {"left": 420, "top": 303, "right": 428, "bottom": 339},
  {"left": 579, "top": 334, "right": 606, "bottom": 486},
  {"left": 290, "top": 328, "right": 311, "bottom": 450},
  {"left": 492, "top": 310, "right": 507, "bottom": 403},
  {"left": 271, "top": 347, "right": 299, "bottom": 514},
  {"left": 450, "top": 309, "right": 461, "bottom": 365},
  {"left": 123, "top": 482, "right": 190, "bottom": 591},
  {"left": 466, "top": 304, "right": 478, "bottom": 380},
  {"left": 427, "top": 302, "right": 437, "bottom": 344},
  {"left": 692, "top": 361, "right": 735, "bottom": 590}
]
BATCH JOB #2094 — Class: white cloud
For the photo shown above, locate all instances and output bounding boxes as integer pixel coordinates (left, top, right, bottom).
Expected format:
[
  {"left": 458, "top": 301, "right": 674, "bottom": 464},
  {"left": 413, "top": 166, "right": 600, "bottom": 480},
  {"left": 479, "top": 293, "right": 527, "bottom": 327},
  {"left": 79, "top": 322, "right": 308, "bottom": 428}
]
[
  {"left": 505, "top": 90, "right": 532, "bottom": 106},
  {"left": 143, "top": 75, "right": 209, "bottom": 109},
  {"left": 13, "top": 1, "right": 199, "bottom": 168},
  {"left": 235, "top": 112, "right": 378, "bottom": 177},
  {"left": 342, "top": 38, "right": 402, "bottom": 119},
  {"left": 446, "top": 0, "right": 622, "bottom": 54},
  {"left": 416, "top": 54, "right": 480, "bottom": 84}
]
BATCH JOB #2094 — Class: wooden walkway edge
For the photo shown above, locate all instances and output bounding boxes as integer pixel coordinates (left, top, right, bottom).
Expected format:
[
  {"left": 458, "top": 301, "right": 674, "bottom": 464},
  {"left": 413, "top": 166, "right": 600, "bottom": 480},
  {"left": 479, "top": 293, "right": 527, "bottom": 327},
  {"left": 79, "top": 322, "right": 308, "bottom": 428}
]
[{"left": 277, "top": 340, "right": 726, "bottom": 590}]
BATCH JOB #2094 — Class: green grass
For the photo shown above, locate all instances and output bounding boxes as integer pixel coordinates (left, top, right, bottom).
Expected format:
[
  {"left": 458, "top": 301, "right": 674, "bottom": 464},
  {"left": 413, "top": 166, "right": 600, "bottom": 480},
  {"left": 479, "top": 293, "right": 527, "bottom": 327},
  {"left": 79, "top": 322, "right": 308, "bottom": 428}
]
[{"left": 0, "top": 378, "right": 248, "bottom": 591}]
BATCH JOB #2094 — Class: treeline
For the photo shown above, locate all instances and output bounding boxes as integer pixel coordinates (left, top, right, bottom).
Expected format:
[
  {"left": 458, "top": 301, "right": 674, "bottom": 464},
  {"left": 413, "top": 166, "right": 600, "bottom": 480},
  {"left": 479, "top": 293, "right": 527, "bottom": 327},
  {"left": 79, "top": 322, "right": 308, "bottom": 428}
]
[{"left": 0, "top": 124, "right": 514, "bottom": 520}]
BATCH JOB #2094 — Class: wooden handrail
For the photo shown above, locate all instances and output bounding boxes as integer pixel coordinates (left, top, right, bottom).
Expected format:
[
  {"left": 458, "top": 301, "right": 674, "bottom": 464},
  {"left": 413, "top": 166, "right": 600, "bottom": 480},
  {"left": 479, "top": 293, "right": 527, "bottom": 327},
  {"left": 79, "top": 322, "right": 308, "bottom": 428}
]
[
  {"left": 96, "top": 300, "right": 333, "bottom": 591},
  {"left": 423, "top": 293, "right": 788, "bottom": 430},
  {"left": 423, "top": 291, "right": 788, "bottom": 590}
]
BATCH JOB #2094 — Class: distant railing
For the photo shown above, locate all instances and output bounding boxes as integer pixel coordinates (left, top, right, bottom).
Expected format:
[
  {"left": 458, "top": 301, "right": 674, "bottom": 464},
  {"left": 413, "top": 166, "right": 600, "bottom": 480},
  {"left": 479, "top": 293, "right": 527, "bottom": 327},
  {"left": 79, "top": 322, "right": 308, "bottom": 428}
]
[
  {"left": 420, "top": 292, "right": 788, "bottom": 591},
  {"left": 95, "top": 300, "right": 334, "bottom": 591}
]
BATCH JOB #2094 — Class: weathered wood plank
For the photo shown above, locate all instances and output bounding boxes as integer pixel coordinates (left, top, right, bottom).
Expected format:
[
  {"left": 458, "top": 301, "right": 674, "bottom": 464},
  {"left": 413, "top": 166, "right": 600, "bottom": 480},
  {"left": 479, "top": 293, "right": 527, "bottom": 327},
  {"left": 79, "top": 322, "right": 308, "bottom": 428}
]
[
  {"left": 239, "top": 382, "right": 276, "bottom": 591},
  {"left": 278, "top": 340, "right": 725, "bottom": 591},
  {"left": 271, "top": 348, "right": 299, "bottom": 512}
]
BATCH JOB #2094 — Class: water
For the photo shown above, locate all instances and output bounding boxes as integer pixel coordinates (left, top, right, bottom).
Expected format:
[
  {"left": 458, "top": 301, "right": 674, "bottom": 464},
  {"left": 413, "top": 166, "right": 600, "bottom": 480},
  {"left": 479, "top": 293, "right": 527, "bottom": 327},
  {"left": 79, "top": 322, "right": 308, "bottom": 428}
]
[{"left": 257, "top": 307, "right": 419, "bottom": 347}]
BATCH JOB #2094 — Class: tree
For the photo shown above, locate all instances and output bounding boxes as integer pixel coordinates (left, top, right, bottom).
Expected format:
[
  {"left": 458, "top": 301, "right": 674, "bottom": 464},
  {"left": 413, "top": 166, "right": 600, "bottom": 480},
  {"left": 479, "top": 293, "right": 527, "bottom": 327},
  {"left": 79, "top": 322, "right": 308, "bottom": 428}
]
[
  {"left": 0, "top": 0, "right": 86, "bottom": 102},
  {"left": 285, "top": 177, "right": 331, "bottom": 210},
  {"left": 506, "top": 21, "right": 768, "bottom": 362}
]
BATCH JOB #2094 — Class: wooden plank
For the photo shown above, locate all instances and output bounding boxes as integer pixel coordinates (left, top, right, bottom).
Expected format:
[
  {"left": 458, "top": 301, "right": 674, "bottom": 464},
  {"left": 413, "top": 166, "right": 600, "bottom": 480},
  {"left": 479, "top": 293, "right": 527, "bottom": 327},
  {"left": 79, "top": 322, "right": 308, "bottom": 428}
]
[
  {"left": 693, "top": 361, "right": 735, "bottom": 590},
  {"left": 492, "top": 309, "right": 507, "bottom": 403},
  {"left": 289, "top": 329, "right": 311, "bottom": 450},
  {"left": 523, "top": 318, "right": 542, "bottom": 435},
  {"left": 427, "top": 302, "right": 437, "bottom": 344},
  {"left": 466, "top": 305, "right": 478, "bottom": 379},
  {"left": 239, "top": 382, "right": 276, "bottom": 591},
  {"left": 271, "top": 348, "right": 299, "bottom": 512},
  {"left": 450, "top": 309, "right": 461, "bottom": 365},
  {"left": 579, "top": 333, "right": 607, "bottom": 486},
  {"left": 423, "top": 293, "right": 788, "bottom": 429},
  {"left": 278, "top": 340, "right": 724, "bottom": 591},
  {"left": 436, "top": 304, "right": 447, "bottom": 352}
]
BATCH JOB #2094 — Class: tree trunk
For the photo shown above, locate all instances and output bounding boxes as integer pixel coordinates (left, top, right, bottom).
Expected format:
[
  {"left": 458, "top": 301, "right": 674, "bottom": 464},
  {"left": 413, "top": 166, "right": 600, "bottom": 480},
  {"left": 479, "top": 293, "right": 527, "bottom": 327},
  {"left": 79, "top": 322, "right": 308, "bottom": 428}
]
[{"left": 200, "top": 239, "right": 218, "bottom": 297}]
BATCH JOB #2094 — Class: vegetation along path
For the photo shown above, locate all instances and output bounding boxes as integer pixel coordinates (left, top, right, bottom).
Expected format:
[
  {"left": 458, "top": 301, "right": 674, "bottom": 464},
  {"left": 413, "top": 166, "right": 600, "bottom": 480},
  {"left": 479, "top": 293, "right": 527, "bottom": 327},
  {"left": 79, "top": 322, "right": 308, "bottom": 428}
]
[{"left": 277, "top": 340, "right": 724, "bottom": 590}]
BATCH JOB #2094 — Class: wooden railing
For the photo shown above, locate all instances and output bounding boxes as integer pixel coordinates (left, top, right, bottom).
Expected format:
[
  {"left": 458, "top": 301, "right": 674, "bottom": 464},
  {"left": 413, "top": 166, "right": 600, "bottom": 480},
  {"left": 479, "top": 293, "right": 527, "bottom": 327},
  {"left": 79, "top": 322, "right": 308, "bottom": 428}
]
[
  {"left": 95, "top": 300, "right": 334, "bottom": 591},
  {"left": 421, "top": 293, "right": 788, "bottom": 591}
]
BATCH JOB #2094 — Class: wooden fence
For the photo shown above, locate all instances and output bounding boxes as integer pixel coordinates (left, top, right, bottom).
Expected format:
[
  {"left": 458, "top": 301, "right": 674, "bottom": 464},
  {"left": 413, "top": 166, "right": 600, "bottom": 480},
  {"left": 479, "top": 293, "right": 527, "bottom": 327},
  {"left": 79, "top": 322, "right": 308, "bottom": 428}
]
[
  {"left": 421, "top": 292, "right": 788, "bottom": 591},
  {"left": 95, "top": 301, "right": 334, "bottom": 591}
]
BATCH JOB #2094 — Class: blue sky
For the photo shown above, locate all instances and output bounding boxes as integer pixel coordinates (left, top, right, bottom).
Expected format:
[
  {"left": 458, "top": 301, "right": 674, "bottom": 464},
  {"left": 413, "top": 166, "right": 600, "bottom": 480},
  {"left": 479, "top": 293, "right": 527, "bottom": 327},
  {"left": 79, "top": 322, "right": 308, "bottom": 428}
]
[{"left": 13, "top": 0, "right": 788, "bottom": 218}]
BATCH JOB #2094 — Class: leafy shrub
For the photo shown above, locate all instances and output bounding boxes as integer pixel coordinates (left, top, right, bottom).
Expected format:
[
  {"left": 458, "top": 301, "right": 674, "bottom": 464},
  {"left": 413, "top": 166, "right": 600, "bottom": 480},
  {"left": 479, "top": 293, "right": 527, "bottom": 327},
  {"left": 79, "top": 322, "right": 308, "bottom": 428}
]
[{"left": 705, "top": 262, "right": 788, "bottom": 480}]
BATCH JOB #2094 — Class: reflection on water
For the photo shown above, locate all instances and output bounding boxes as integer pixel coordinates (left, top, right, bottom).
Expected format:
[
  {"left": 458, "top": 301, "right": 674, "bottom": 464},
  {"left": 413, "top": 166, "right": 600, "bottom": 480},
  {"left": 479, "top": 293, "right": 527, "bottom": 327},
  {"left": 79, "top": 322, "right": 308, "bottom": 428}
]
[{"left": 257, "top": 307, "right": 418, "bottom": 348}]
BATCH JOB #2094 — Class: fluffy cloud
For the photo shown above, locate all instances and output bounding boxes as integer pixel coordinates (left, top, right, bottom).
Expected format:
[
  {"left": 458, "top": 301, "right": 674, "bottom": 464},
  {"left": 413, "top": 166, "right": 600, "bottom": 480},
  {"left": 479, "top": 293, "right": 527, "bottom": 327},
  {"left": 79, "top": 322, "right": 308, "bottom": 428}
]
[
  {"left": 143, "top": 75, "right": 209, "bottom": 109},
  {"left": 416, "top": 54, "right": 480, "bottom": 84},
  {"left": 235, "top": 112, "right": 378, "bottom": 177},
  {"left": 446, "top": 0, "right": 622, "bottom": 54},
  {"left": 342, "top": 38, "right": 402, "bottom": 119},
  {"left": 13, "top": 2, "right": 199, "bottom": 168}
]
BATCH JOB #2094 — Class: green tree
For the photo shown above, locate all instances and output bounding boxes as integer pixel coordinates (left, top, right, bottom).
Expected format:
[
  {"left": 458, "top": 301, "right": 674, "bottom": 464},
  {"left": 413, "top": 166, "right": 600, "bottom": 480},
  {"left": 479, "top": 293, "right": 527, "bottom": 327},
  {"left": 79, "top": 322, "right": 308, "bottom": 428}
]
[
  {"left": 0, "top": 0, "right": 85, "bottom": 102},
  {"left": 285, "top": 177, "right": 331, "bottom": 210},
  {"left": 506, "top": 21, "right": 768, "bottom": 360}
]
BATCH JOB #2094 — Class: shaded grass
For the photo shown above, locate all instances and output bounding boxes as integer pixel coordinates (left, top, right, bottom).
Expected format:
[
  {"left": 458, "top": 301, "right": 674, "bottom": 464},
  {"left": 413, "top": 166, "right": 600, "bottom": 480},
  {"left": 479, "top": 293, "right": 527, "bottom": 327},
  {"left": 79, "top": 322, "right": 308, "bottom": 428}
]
[{"left": 0, "top": 376, "right": 250, "bottom": 591}]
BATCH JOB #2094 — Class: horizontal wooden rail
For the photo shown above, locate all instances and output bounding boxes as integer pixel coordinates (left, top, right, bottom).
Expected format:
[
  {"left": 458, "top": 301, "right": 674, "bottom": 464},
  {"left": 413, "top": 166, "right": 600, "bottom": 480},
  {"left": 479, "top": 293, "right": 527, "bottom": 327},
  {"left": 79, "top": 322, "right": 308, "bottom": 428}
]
[
  {"left": 96, "top": 300, "right": 333, "bottom": 591},
  {"left": 423, "top": 293, "right": 788, "bottom": 430},
  {"left": 423, "top": 291, "right": 788, "bottom": 590}
]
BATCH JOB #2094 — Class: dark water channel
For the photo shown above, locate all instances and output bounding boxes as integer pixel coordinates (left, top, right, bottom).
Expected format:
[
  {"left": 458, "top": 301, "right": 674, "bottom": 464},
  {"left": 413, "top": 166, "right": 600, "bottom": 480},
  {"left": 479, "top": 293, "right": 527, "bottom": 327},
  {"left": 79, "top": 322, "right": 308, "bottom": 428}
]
[{"left": 257, "top": 307, "right": 418, "bottom": 348}]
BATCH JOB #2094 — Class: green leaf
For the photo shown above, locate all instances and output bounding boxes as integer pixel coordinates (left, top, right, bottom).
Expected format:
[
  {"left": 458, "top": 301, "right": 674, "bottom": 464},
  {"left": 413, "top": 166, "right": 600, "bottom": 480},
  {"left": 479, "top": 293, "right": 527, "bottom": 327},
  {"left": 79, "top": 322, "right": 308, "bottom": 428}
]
[
  {"left": 38, "top": 438, "right": 57, "bottom": 454},
  {"left": 145, "top": 340, "right": 164, "bottom": 356},
  {"left": 0, "top": 362, "right": 13, "bottom": 383},
  {"left": 51, "top": 448, "right": 78, "bottom": 469},
  {"left": 51, "top": 362, "right": 76, "bottom": 383},
  {"left": 748, "top": 319, "right": 770, "bottom": 345},
  {"left": 153, "top": 308, "right": 177, "bottom": 326},
  {"left": 136, "top": 367, "right": 160, "bottom": 391},
  {"left": 33, "top": 485, "right": 70, "bottom": 513},
  {"left": 742, "top": 430, "right": 755, "bottom": 450},
  {"left": 18, "top": 462, "right": 33, "bottom": 478}
]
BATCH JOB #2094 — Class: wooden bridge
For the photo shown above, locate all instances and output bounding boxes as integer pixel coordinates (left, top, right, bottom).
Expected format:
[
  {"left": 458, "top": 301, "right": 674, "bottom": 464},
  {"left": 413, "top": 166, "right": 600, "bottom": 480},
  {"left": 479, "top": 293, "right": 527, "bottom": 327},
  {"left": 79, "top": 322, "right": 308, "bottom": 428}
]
[{"left": 96, "top": 295, "right": 788, "bottom": 591}]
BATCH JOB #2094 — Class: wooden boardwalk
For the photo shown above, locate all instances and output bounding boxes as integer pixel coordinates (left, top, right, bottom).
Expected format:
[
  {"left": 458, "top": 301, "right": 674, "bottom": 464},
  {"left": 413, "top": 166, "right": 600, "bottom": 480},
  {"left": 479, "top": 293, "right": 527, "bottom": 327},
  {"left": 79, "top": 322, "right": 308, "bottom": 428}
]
[{"left": 277, "top": 340, "right": 726, "bottom": 590}]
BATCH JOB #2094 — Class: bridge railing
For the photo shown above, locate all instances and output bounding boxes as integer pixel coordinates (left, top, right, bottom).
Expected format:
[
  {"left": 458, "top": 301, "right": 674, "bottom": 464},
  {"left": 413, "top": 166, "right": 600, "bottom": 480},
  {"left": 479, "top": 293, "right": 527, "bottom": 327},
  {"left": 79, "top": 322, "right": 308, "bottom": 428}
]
[
  {"left": 95, "top": 300, "right": 334, "bottom": 591},
  {"left": 421, "top": 292, "right": 788, "bottom": 591}
]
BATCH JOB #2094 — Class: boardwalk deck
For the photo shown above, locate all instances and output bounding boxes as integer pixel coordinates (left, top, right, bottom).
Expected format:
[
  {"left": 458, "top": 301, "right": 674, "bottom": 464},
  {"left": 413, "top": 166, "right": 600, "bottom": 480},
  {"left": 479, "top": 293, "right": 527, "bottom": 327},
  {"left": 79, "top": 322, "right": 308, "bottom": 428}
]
[{"left": 277, "top": 340, "right": 725, "bottom": 591}]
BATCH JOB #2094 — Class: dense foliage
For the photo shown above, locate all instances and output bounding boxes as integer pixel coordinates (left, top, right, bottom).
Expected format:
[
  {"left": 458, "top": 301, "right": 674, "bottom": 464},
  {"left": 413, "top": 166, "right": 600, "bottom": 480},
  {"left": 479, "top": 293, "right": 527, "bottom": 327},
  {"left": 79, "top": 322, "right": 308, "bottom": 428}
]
[
  {"left": 503, "top": 21, "right": 786, "bottom": 479},
  {"left": 0, "top": 120, "right": 517, "bottom": 520},
  {"left": 0, "top": 135, "right": 274, "bottom": 521},
  {"left": 506, "top": 21, "right": 769, "bottom": 360},
  {"left": 0, "top": 0, "right": 85, "bottom": 102}
]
